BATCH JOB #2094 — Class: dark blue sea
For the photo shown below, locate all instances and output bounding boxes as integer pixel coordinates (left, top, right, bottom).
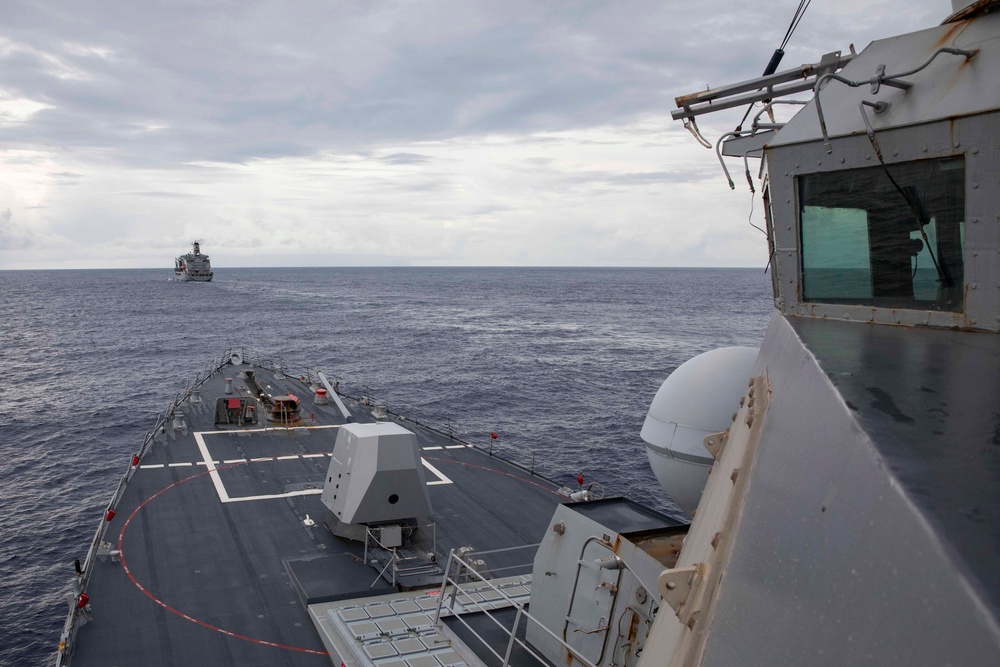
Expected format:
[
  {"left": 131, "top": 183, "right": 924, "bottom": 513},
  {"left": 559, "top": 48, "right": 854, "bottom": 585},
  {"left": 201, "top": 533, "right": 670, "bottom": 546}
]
[{"left": 0, "top": 267, "right": 772, "bottom": 666}]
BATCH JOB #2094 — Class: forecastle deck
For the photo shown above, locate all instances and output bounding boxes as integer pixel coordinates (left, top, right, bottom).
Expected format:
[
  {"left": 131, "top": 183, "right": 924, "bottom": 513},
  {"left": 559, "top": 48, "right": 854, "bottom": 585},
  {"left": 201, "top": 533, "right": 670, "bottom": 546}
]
[{"left": 64, "top": 359, "right": 570, "bottom": 666}]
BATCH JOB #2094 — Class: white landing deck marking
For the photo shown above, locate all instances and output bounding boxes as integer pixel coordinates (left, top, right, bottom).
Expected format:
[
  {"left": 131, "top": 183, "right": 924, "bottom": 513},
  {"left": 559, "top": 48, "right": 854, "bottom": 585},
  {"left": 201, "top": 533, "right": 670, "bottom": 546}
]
[
  {"left": 191, "top": 425, "right": 452, "bottom": 502},
  {"left": 422, "top": 459, "right": 453, "bottom": 486},
  {"left": 444, "top": 445, "right": 466, "bottom": 450},
  {"left": 168, "top": 462, "right": 193, "bottom": 467},
  {"left": 139, "top": 464, "right": 164, "bottom": 469},
  {"left": 422, "top": 446, "right": 443, "bottom": 451},
  {"left": 220, "top": 488, "right": 325, "bottom": 504},
  {"left": 194, "top": 431, "right": 232, "bottom": 502},
  {"left": 211, "top": 424, "right": 342, "bottom": 435}
]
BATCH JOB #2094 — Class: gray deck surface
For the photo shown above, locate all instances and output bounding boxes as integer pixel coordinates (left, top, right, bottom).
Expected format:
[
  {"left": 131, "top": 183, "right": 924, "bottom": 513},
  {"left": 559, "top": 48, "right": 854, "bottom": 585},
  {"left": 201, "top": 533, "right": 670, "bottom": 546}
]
[
  {"left": 70, "top": 365, "right": 567, "bottom": 666},
  {"left": 792, "top": 317, "right": 1000, "bottom": 615}
]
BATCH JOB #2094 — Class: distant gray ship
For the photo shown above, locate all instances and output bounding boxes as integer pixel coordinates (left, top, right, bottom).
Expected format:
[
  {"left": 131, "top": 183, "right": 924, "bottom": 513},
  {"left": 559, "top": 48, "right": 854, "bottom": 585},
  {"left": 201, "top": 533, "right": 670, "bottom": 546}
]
[
  {"left": 174, "top": 241, "right": 214, "bottom": 282},
  {"left": 58, "top": 2, "right": 1000, "bottom": 666}
]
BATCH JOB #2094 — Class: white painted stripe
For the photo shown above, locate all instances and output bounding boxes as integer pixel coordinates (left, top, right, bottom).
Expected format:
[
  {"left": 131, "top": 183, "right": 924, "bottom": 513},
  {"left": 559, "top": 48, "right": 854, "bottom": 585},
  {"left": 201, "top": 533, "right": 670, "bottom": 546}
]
[
  {"left": 196, "top": 461, "right": 220, "bottom": 466},
  {"left": 195, "top": 424, "right": 341, "bottom": 436},
  {"left": 168, "top": 462, "right": 193, "bottom": 467},
  {"left": 276, "top": 455, "right": 299, "bottom": 461},
  {"left": 194, "top": 431, "right": 231, "bottom": 503},
  {"left": 223, "top": 459, "right": 246, "bottom": 464},
  {"left": 250, "top": 457, "right": 273, "bottom": 462},
  {"left": 423, "top": 446, "right": 443, "bottom": 451},
  {"left": 421, "top": 458, "right": 453, "bottom": 486},
  {"left": 444, "top": 445, "right": 465, "bottom": 450},
  {"left": 222, "top": 489, "right": 323, "bottom": 503},
  {"left": 302, "top": 453, "right": 326, "bottom": 458},
  {"left": 139, "top": 464, "right": 164, "bottom": 469}
]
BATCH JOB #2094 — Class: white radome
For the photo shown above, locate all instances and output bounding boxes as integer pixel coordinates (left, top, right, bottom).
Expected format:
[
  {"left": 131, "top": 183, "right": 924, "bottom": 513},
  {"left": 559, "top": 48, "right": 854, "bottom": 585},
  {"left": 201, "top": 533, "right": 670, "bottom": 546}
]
[{"left": 641, "top": 346, "right": 759, "bottom": 514}]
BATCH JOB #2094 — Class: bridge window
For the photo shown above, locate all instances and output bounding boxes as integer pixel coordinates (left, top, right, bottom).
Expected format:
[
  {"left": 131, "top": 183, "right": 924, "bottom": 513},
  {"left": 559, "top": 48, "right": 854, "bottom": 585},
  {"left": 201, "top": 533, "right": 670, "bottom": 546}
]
[{"left": 799, "top": 157, "right": 964, "bottom": 312}]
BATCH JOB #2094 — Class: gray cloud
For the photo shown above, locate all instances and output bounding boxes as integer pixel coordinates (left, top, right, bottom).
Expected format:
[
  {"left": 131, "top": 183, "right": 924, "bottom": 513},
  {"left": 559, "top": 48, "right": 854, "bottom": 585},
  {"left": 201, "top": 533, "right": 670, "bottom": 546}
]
[
  {"left": 381, "top": 153, "right": 432, "bottom": 165},
  {"left": 0, "top": 1, "right": 796, "bottom": 167},
  {"left": 0, "top": 0, "right": 948, "bottom": 268}
]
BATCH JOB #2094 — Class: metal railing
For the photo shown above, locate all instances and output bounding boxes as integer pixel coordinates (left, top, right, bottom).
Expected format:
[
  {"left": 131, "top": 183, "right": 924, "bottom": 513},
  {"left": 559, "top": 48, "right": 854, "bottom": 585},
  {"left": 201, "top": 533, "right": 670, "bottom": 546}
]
[
  {"left": 432, "top": 547, "right": 600, "bottom": 667},
  {"left": 56, "top": 348, "right": 243, "bottom": 665},
  {"left": 363, "top": 522, "right": 438, "bottom": 588},
  {"left": 328, "top": 381, "right": 550, "bottom": 480}
]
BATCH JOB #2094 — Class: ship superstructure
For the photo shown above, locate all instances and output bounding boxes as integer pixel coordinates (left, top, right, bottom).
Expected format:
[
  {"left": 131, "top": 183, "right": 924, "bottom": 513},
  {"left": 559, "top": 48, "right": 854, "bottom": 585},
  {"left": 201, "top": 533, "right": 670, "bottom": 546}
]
[
  {"left": 174, "top": 241, "right": 214, "bottom": 282},
  {"left": 636, "top": 1, "right": 1000, "bottom": 665}
]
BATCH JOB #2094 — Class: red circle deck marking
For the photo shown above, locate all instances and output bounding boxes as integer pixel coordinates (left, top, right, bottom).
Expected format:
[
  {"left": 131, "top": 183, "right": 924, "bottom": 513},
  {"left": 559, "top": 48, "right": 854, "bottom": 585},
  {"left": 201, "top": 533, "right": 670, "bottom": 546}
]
[{"left": 117, "top": 464, "right": 328, "bottom": 656}]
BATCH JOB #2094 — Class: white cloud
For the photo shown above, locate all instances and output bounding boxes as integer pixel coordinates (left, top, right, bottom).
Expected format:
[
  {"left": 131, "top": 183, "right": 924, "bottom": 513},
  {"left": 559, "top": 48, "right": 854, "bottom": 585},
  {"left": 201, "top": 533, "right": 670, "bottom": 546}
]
[
  {"left": 0, "top": 0, "right": 950, "bottom": 268},
  {"left": 0, "top": 94, "right": 53, "bottom": 125}
]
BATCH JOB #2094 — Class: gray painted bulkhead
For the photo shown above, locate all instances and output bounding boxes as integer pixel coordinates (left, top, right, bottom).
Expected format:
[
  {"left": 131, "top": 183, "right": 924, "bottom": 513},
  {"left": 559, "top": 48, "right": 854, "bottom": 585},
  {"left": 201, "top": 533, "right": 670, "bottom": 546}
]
[
  {"left": 696, "top": 313, "right": 1000, "bottom": 665},
  {"left": 527, "top": 501, "right": 677, "bottom": 667},
  {"left": 695, "top": 31, "right": 1000, "bottom": 660}
]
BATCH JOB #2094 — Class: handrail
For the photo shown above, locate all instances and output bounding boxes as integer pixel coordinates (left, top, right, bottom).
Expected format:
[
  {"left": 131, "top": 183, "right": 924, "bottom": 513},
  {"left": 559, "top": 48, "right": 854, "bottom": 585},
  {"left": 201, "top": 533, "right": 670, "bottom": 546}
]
[
  {"left": 432, "top": 547, "right": 601, "bottom": 667},
  {"left": 56, "top": 348, "right": 238, "bottom": 665}
]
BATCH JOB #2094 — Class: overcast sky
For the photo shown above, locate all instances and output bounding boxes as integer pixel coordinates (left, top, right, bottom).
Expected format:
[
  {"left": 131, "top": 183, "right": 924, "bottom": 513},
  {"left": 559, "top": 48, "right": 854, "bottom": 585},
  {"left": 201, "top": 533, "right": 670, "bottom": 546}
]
[{"left": 0, "top": 0, "right": 947, "bottom": 269}]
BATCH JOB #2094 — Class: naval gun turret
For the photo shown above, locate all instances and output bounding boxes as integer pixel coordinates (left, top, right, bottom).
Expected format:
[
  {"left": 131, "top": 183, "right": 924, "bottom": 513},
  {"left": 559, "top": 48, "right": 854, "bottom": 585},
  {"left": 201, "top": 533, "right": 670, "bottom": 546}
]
[
  {"left": 321, "top": 421, "right": 433, "bottom": 546},
  {"left": 321, "top": 422, "right": 438, "bottom": 583}
]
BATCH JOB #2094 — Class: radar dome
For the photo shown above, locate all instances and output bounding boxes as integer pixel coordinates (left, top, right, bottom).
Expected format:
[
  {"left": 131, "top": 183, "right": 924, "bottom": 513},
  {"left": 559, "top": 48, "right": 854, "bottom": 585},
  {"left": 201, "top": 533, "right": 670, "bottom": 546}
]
[{"left": 641, "top": 346, "right": 758, "bottom": 515}]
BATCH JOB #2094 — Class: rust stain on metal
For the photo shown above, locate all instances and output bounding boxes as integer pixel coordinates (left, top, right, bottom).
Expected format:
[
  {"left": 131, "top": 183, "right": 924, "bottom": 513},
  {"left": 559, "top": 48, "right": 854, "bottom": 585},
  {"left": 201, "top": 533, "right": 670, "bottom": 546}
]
[
  {"left": 933, "top": 20, "right": 968, "bottom": 49},
  {"left": 627, "top": 613, "right": 639, "bottom": 644},
  {"left": 674, "top": 91, "right": 702, "bottom": 108},
  {"left": 944, "top": 0, "right": 997, "bottom": 24}
]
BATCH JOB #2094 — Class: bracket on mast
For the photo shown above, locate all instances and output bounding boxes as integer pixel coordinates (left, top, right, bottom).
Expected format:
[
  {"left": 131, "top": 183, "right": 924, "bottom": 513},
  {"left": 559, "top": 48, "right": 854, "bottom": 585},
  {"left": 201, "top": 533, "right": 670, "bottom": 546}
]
[{"left": 672, "top": 51, "right": 853, "bottom": 122}]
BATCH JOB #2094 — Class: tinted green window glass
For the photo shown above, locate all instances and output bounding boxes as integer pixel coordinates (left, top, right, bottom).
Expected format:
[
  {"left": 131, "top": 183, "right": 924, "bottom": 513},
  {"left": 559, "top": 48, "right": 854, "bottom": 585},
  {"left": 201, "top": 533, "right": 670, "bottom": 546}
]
[{"left": 799, "top": 157, "right": 964, "bottom": 312}]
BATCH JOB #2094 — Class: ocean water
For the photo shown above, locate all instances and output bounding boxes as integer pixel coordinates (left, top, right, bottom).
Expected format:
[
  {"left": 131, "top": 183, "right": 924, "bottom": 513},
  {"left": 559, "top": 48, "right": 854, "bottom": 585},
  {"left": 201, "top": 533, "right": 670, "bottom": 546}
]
[{"left": 0, "top": 267, "right": 772, "bottom": 666}]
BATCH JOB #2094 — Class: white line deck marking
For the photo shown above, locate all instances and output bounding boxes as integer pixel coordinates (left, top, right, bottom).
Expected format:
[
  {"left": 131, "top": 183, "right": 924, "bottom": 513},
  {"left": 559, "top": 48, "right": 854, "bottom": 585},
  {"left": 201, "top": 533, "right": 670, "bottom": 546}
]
[
  {"left": 210, "top": 424, "right": 341, "bottom": 435},
  {"left": 422, "top": 446, "right": 443, "bottom": 451},
  {"left": 139, "top": 464, "right": 164, "bottom": 469},
  {"left": 444, "top": 445, "right": 465, "bottom": 450},
  {"left": 194, "top": 431, "right": 231, "bottom": 502},
  {"left": 168, "top": 462, "right": 193, "bottom": 467},
  {"left": 221, "top": 489, "right": 324, "bottom": 503},
  {"left": 422, "top": 459, "right": 453, "bottom": 486},
  {"left": 191, "top": 426, "right": 452, "bottom": 502}
]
